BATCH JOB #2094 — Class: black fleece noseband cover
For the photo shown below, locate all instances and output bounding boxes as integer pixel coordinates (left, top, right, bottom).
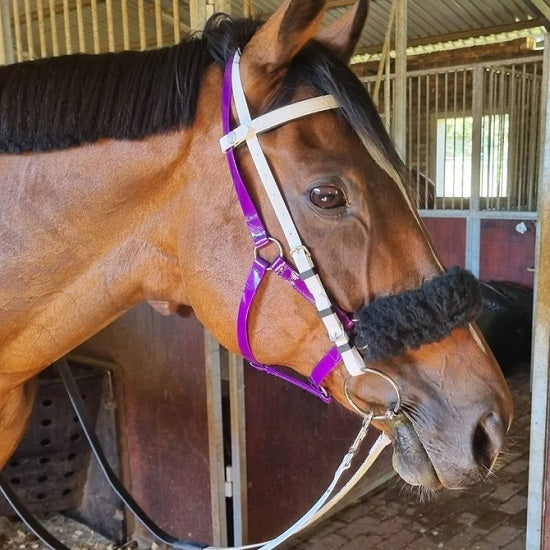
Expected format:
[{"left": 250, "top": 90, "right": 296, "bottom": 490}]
[{"left": 354, "top": 267, "right": 482, "bottom": 363}]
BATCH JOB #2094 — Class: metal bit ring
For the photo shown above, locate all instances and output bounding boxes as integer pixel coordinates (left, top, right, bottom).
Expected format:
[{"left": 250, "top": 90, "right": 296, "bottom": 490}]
[{"left": 344, "top": 368, "right": 402, "bottom": 421}]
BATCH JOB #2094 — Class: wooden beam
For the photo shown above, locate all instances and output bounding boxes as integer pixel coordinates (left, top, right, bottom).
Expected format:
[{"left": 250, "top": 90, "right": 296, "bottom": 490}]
[{"left": 357, "top": 18, "right": 545, "bottom": 55}]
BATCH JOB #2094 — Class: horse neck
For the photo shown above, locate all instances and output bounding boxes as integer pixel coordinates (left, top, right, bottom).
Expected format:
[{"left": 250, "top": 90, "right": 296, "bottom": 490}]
[{"left": 0, "top": 131, "right": 194, "bottom": 375}]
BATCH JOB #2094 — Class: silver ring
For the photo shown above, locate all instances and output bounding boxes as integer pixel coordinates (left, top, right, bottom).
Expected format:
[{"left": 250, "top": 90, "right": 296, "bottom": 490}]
[
  {"left": 344, "top": 368, "right": 401, "bottom": 421},
  {"left": 254, "top": 237, "right": 284, "bottom": 260}
]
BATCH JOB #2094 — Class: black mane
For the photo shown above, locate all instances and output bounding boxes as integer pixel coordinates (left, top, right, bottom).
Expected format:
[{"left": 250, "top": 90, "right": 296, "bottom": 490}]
[{"left": 0, "top": 14, "right": 405, "bottom": 181}]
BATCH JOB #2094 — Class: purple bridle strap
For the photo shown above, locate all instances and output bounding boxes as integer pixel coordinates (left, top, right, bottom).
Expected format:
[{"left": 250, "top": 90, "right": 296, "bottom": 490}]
[
  {"left": 221, "top": 55, "right": 269, "bottom": 248},
  {"left": 222, "top": 53, "right": 351, "bottom": 403}
]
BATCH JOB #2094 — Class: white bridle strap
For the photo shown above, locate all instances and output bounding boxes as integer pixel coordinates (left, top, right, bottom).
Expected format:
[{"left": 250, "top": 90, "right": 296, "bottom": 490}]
[
  {"left": 221, "top": 51, "right": 365, "bottom": 378},
  {"left": 204, "top": 429, "right": 392, "bottom": 550},
  {"left": 219, "top": 96, "right": 339, "bottom": 152}
]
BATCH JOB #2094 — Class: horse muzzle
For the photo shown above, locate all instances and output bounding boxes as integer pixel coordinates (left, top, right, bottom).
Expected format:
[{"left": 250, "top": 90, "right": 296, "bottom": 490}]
[{"left": 380, "top": 400, "right": 510, "bottom": 490}]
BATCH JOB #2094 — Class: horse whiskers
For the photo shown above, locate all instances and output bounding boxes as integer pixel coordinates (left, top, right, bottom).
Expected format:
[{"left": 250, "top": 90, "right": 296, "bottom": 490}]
[{"left": 398, "top": 481, "right": 438, "bottom": 503}]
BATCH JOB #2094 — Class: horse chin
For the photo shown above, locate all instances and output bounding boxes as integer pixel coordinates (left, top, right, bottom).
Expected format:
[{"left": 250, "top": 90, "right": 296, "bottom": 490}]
[{"left": 385, "top": 416, "right": 442, "bottom": 490}]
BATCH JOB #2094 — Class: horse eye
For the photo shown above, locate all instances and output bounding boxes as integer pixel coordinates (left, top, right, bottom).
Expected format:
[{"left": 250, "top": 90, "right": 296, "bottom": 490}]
[{"left": 309, "top": 184, "right": 347, "bottom": 210}]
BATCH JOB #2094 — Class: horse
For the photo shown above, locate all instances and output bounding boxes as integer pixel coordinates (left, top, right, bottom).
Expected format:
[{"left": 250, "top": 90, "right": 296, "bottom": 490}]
[{"left": 0, "top": 0, "right": 512, "bottom": 506}]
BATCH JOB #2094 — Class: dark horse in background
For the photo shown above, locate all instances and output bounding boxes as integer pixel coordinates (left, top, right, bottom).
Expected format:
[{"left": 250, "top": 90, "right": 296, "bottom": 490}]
[{"left": 0, "top": 0, "right": 511, "bottom": 503}]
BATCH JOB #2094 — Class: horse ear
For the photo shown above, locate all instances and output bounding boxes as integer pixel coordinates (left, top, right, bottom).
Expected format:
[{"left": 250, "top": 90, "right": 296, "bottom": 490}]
[
  {"left": 239, "top": 0, "right": 327, "bottom": 112},
  {"left": 316, "top": 0, "right": 369, "bottom": 62}
]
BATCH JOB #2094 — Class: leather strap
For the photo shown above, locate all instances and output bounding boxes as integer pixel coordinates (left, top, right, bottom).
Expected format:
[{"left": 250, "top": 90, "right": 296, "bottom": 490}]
[{"left": 219, "top": 96, "right": 339, "bottom": 152}]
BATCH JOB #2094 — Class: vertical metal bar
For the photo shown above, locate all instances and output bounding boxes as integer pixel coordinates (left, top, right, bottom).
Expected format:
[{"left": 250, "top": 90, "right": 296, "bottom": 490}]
[
  {"left": 467, "top": 65, "right": 484, "bottom": 277},
  {"left": 407, "top": 75, "right": 412, "bottom": 176},
  {"left": 37, "top": 0, "right": 47, "bottom": 57},
  {"left": 495, "top": 69, "right": 506, "bottom": 210},
  {"left": 443, "top": 71, "right": 448, "bottom": 207},
  {"left": 526, "top": 32, "right": 550, "bottom": 550},
  {"left": 416, "top": 75, "right": 421, "bottom": 207},
  {"left": 492, "top": 70, "right": 497, "bottom": 209},
  {"left": 173, "top": 0, "right": 181, "bottom": 44},
  {"left": 0, "top": 3, "right": 14, "bottom": 65},
  {"left": 204, "top": 332, "right": 229, "bottom": 547},
  {"left": 384, "top": 59, "right": 391, "bottom": 132},
  {"left": 434, "top": 72, "right": 439, "bottom": 209},
  {"left": 76, "top": 0, "right": 86, "bottom": 52},
  {"left": 105, "top": 0, "right": 115, "bottom": 52},
  {"left": 154, "top": 0, "right": 163, "bottom": 47},
  {"left": 518, "top": 64, "right": 527, "bottom": 210},
  {"left": 24, "top": 0, "right": 35, "bottom": 59},
  {"left": 528, "top": 64, "right": 539, "bottom": 211},
  {"left": 48, "top": 0, "right": 59, "bottom": 56},
  {"left": 452, "top": 70, "right": 457, "bottom": 209},
  {"left": 497, "top": 68, "right": 505, "bottom": 210},
  {"left": 62, "top": 0, "right": 72, "bottom": 54},
  {"left": 506, "top": 65, "right": 516, "bottom": 210},
  {"left": 121, "top": 0, "right": 129, "bottom": 50},
  {"left": 373, "top": 0, "right": 396, "bottom": 108},
  {"left": 425, "top": 73, "right": 430, "bottom": 210},
  {"left": 509, "top": 66, "right": 517, "bottom": 210},
  {"left": 461, "top": 69, "right": 467, "bottom": 210},
  {"left": 393, "top": 0, "right": 407, "bottom": 161},
  {"left": 138, "top": 0, "right": 146, "bottom": 50},
  {"left": 229, "top": 353, "right": 248, "bottom": 545},
  {"left": 12, "top": 0, "right": 23, "bottom": 62},
  {"left": 486, "top": 68, "right": 494, "bottom": 210},
  {"left": 91, "top": 0, "right": 100, "bottom": 53}
]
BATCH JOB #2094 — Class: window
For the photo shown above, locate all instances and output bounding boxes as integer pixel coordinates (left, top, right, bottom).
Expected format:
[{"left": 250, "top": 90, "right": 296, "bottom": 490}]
[{"left": 436, "top": 114, "right": 509, "bottom": 199}]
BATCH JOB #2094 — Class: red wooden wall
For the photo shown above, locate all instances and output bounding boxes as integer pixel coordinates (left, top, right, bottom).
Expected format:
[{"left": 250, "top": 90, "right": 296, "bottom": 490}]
[
  {"left": 480, "top": 219, "right": 536, "bottom": 288},
  {"left": 422, "top": 217, "right": 536, "bottom": 288},
  {"left": 76, "top": 304, "right": 212, "bottom": 544},
  {"left": 422, "top": 218, "right": 466, "bottom": 268}
]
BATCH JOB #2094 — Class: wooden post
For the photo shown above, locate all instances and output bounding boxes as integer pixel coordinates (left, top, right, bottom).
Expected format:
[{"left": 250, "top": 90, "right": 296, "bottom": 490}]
[
  {"left": 204, "top": 331, "right": 228, "bottom": 546},
  {"left": 0, "top": 4, "right": 14, "bottom": 65},
  {"left": 393, "top": 0, "right": 407, "bottom": 162},
  {"left": 229, "top": 353, "right": 248, "bottom": 545},
  {"left": 190, "top": 0, "right": 229, "bottom": 31},
  {"left": 190, "top": 1, "right": 232, "bottom": 545},
  {"left": 526, "top": 32, "right": 550, "bottom": 550}
]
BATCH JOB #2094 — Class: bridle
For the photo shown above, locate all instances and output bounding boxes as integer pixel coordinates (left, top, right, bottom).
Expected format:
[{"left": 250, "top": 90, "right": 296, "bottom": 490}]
[
  {"left": 0, "top": 51, "right": 403, "bottom": 550},
  {"left": 220, "top": 50, "right": 401, "bottom": 419}
]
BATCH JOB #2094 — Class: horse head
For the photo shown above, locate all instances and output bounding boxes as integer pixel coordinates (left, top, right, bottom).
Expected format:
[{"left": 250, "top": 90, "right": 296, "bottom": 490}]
[{"left": 180, "top": 0, "right": 513, "bottom": 490}]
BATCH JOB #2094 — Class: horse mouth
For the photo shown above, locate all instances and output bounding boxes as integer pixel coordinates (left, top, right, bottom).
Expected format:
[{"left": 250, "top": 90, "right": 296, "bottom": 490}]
[{"left": 383, "top": 413, "right": 442, "bottom": 489}]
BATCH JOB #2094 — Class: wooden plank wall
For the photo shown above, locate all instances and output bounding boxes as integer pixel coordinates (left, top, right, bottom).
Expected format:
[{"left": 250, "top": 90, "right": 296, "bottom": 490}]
[
  {"left": 480, "top": 219, "right": 536, "bottom": 288},
  {"left": 76, "top": 303, "right": 212, "bottom": 544},
  {"left": 243, "top": 368, "right": 391, "bottom": 542}
]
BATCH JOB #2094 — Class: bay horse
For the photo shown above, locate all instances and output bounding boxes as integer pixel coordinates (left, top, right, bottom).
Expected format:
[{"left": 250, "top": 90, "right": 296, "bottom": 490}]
[{"left": 0, "top": 0, "right": 512, "bottom": 502}]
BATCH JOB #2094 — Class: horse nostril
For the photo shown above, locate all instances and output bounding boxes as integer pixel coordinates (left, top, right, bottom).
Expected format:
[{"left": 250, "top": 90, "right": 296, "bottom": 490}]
[{"left": 473, "top": 412, "right": 506, "bottom": 471}]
